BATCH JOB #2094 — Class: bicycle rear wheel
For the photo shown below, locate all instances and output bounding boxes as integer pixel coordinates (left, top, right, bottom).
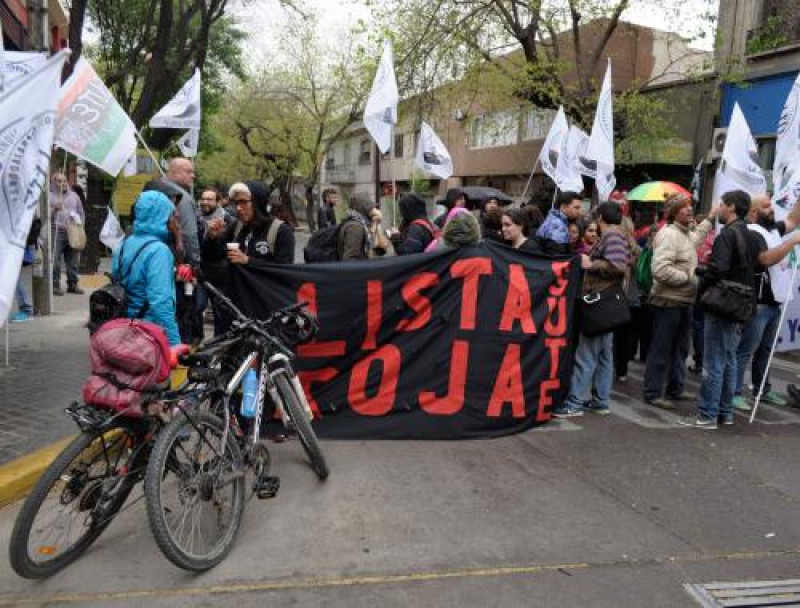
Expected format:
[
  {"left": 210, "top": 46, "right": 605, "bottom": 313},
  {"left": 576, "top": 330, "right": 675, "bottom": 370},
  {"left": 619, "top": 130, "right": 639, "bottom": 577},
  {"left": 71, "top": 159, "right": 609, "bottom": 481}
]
[
  {"left": 144, "top": 410, "right": 245, "bottom": 572},
  {"left": 275, "top": 373, "right": 329, "bottom": 480},
  {"left": 9, "top": 420, "right": 142, "bottom": 579}
]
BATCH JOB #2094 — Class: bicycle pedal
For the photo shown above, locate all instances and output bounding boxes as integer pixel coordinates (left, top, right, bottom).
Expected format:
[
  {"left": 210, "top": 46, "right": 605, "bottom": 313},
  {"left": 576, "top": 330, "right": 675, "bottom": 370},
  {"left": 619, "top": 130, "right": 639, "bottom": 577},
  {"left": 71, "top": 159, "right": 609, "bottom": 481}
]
[{"left": 253, "top": 476, "right": 280, "bottom": 499}]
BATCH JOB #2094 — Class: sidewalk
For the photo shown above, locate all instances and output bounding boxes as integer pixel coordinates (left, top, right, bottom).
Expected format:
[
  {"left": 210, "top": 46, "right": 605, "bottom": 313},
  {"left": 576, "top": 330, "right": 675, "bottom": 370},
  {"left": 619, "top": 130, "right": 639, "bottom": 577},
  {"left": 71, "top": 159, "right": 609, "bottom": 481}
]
[{"left": 0, "top": 269, "right": 103, "bottom": 464}]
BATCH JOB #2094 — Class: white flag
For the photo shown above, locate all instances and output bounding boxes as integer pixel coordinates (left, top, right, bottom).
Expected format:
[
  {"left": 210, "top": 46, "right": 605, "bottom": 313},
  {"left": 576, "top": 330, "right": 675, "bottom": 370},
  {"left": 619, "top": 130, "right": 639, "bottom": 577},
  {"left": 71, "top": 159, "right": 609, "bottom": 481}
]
[
  {"left": 712, "top": 103, "right": 767, "bottom": 203},
  {"left": 415, "top": 122, "right": 452, "bottom": 179},
  {"left": 773, "top": 73, "right": 800, "bottom": 220},
  {"left": 363, "top": 41, "right": 399, "bottom": 154},
  {"left": 176, "top": 129, "right": 199, "bottom": 157},
  {"left": 56, "top": 58, "right": 137, "bottom": 176},
  {"left": 585, "top": 60, "right": 616, "bottom": 201},
  {"left": 0, "top": 51, "right": 70, "bottom": 325},
  {"left": 100, "top": 207, "right": 124, "bottom": 251},
  {"left": 150, "top": 68, "right": 202, "bottom": 130},
  {"left": 555, "top": 126, "right": 587, "bottom": 193},
  {"left": 538, "top": 106, "right": 569, "bottom": 184},
  {"left": 123, "top": 152, "right": 138, "bottom": 177},
  {"left": 774, "top": 72, "right": 800, "bottom": 193},
  {"left": 1, "top": 51, "right": 46, "bottom": 92}
]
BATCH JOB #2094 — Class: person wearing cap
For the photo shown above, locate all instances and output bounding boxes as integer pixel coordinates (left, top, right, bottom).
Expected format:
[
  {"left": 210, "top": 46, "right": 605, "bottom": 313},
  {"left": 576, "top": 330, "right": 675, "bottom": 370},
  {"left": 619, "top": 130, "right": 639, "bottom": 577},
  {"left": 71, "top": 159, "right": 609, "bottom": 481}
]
[
  {"left": 434, "top": 188, "right": 467, "bottom": 229},
  {"left": 203, "top": 181, "right": 295, "bottom": 268}
]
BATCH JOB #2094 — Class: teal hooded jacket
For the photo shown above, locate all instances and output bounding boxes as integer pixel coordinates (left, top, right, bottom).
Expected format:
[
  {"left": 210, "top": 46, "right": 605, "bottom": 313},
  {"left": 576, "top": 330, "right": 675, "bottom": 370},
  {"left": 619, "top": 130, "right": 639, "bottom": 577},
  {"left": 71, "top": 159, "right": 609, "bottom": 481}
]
[{"left": 111, "top": 191, "right": 181, "bottom": 345}]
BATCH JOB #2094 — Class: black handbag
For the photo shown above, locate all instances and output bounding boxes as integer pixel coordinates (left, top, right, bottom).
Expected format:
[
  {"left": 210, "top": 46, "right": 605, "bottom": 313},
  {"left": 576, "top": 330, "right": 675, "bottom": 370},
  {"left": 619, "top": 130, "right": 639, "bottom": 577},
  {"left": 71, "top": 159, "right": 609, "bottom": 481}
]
[
  {"left": 698, "top": 228, "right": 755, "bottom": 323},
  {"left": 578, "top": 283, "right": 631, "bottom": 337}
]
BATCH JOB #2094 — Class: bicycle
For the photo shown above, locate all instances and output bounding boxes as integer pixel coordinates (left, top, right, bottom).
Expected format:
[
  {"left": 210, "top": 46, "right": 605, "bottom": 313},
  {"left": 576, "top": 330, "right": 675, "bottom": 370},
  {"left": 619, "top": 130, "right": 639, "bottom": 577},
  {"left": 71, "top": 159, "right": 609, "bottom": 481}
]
[
  {"left": 144, "top": 281, "right": 327, "bottom": 572},
  {"left": 8, "top": 362, "right": 216, "bottom": 579}
]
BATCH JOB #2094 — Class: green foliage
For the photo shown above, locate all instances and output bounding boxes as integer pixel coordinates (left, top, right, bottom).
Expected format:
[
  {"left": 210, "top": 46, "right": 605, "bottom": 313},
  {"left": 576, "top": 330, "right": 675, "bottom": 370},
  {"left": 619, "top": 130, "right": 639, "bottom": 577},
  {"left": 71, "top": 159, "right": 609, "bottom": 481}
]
[{"left": 745, "top": 16, "right": 789, "bottom": 55}]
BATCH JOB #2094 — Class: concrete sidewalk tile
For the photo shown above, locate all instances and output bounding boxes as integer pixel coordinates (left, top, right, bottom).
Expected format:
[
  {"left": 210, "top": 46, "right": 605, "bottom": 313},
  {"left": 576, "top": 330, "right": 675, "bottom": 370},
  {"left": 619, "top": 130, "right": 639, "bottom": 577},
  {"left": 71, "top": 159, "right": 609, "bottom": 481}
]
[{"left": 0, "top": 435, "right": 74, "bottom": 507}]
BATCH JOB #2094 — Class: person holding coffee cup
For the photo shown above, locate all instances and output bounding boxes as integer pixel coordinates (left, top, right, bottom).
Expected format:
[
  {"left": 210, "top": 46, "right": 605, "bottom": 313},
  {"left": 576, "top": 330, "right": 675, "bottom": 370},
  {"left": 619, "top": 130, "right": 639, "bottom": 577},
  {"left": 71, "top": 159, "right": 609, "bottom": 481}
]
[{"left": 202, "top": 181, "right": 295, "bottom": 268}]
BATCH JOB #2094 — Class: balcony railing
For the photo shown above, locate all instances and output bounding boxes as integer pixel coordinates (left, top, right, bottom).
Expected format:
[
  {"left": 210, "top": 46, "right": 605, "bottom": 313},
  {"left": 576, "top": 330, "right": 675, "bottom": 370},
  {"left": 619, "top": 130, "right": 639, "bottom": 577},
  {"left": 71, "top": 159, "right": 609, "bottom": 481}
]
[{"left": 325, "top": 165, "right": 356, "bottom": 183}]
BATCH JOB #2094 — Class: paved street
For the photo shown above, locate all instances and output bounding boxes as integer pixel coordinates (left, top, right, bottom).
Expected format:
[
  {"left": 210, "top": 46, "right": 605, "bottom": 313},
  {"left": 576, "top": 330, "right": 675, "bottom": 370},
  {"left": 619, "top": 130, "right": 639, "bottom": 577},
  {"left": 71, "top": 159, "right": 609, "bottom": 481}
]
[
  {"left": 3, "top": 228, "right": 800, "bottom": 606},
  {"left": 2, "top": 362, "right": 800, "bottom": 606}
]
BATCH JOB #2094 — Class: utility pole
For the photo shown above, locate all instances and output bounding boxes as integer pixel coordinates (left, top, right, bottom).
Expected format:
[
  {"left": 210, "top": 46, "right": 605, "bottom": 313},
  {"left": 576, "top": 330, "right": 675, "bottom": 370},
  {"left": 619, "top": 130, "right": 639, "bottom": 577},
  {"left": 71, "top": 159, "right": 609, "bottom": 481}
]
[{"left": 28, "top": 0, "right": 54, "bottom": 315}]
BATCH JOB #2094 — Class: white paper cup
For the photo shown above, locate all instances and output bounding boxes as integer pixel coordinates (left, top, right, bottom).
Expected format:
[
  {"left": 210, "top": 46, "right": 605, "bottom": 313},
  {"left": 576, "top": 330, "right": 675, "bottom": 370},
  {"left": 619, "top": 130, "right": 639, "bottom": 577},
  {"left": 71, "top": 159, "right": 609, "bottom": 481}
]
[{"left": 226, "top": 243, "right": 240, "bottom": 251}]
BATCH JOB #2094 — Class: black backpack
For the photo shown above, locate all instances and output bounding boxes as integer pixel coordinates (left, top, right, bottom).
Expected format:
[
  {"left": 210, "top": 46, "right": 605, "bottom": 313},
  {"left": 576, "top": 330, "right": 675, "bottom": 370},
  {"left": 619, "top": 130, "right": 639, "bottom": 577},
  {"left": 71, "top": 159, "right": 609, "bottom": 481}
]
[
  {"left": 304, "top": 219, "right": 354, "bottom": 263},
  {"left": 88, "top": 238, "right": 159, "bottom": 333}
]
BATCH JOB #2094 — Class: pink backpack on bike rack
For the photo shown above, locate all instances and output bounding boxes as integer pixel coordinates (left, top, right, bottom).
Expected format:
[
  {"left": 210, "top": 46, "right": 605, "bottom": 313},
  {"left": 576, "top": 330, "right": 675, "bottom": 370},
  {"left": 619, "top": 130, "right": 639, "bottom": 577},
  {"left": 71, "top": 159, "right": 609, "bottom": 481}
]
[{"left": 82, "top": 319, "right": 171, "bottom": 417}]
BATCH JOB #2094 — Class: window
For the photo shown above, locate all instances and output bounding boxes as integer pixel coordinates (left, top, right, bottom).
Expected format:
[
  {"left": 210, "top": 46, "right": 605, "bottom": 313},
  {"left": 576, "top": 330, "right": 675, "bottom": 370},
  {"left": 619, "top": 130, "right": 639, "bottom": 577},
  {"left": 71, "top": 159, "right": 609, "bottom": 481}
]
[
  {"left": 756, "top": 136, "right": 776, "bottom": 169},
  {"left": 136, "top": 155, "right": 155, "bottom": 175},
  {"left": 325, "top": 154, "right": 335, "bottom": 170},
  {"left": 394, "top": 133, "right": 404, "bottom": 158},
  {"left": 469, "top": 110, "right": 519, "bottom": 149},
  {"left": 522, "top": 108, "right": 557, "bottom": 141},
  {"left": 359, "top": 139, "right": 371, "bottom": 165}
]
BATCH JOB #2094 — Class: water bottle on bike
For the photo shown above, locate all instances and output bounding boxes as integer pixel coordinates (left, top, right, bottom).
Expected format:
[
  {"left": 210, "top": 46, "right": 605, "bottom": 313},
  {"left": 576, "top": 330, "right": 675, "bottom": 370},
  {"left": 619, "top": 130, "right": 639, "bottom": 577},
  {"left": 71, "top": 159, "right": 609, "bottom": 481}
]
[{"left": 241, "top": 368, "right": 259, "bottom": 418}]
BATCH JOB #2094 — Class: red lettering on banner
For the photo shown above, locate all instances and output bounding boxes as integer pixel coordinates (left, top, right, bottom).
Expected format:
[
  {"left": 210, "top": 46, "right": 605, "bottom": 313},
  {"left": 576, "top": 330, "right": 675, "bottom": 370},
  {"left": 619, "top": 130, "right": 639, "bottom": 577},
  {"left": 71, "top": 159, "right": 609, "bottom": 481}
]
[
  {"left": 499, "top": 264, "right": 536, "bottom": 333},
  {"left": 537, "top": 379, "right": 560, "bottom": 421},
  {"left": 544, "top": 297, "right": 567, "bottom": 337},
  {"left": 450, "top": 258, "right": 492, "bottom": 330},
  {"left": 549, "top": 261, "right": 570, "bottom": 296},
  {"left": 418, "top": 340, "right": 469, "bottom": 415},
  {"left": 362, "top": 281, "right": 383, "bottom": 351},
  {"left": 298, "top": 368, "right": 339, "bottom": 417},
  {"left": 487, "top": 344, "right": 525, "bottom": 418},
  {"left": 397, "top": 272, "right": 439, "bottom": 332},
  {"left": 296, "top": 283, "right": 347, "bottom": 357},
  {"left": 544, "top": 337, "right": 566, "bottom": 379},
  {"left": 348, "top": 345, "right": 401, "bottom": 416}
]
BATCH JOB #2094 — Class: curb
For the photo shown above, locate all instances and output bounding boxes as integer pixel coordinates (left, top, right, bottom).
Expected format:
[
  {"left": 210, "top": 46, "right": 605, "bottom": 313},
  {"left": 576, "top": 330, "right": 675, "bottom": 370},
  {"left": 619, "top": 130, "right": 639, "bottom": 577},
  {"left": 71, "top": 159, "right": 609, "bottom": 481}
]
[{"left": 0, "top": 436, "right": 75, "bottom": 508}]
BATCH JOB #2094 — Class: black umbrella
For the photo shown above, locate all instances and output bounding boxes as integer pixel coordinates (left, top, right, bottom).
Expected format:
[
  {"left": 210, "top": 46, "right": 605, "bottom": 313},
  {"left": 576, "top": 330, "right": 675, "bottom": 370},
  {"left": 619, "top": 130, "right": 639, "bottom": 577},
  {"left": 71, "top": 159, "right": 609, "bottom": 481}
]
[{"left": 437, "top": 186, "right": 514, "bottom": 209}]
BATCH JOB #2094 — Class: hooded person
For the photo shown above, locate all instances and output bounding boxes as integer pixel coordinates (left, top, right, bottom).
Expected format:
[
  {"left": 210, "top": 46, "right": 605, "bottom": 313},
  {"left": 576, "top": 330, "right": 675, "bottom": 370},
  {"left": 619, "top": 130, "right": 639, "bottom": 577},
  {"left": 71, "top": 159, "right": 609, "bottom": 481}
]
[
  {"left": 390, "top": 193, "right": 438, "bottom": 255},
  {"left": 339, "top": 194, "right": 376, "bottom": 260},
  {"left": 434, "top": 188, "right": 467, "bottom": 228},
  {"left": 112, "top": 190, "right": 182, "bottom": 346},
  {"left": 428, "top": 207, "right": 481, "bottom": 251},
  {"left": 203, "top": 180, "right": 296, "bottom": 268}
]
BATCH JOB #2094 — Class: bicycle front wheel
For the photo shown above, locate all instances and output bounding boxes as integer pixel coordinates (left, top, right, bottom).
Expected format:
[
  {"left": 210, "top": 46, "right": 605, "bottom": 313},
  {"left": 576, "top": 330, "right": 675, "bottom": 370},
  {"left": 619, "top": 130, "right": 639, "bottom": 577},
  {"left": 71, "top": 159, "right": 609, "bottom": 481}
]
[
  {"left": 275, "top": 373, "right": 329, "bottom": 480},
  {"left": 144, "top": 410, "right": 245, "bottom": 572},
  {"left": 9, "top": 420, "right": 142, "bottom": 579}
]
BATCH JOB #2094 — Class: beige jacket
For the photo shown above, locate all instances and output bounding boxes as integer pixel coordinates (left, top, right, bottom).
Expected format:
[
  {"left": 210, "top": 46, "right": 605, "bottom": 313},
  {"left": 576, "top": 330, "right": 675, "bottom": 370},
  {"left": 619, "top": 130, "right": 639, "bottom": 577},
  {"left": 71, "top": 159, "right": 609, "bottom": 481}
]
[{"left": 649, "top": 219, "right": 713, "bottom": 306}]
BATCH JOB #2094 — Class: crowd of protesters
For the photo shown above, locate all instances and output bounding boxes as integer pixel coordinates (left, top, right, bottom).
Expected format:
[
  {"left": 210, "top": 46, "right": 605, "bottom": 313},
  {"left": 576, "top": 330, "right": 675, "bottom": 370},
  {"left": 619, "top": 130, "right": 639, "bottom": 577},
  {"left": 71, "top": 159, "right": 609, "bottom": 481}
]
[{"left": 33, "top": 155, "right": 800, "bottom": 428}]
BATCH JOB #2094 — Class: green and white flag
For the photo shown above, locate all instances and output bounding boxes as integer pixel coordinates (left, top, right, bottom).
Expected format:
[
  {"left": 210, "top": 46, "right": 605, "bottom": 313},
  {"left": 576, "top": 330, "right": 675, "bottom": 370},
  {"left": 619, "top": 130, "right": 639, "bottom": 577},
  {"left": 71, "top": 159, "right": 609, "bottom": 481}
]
[{"left": 55, "top": 57, "right": 137, "bottom": 176}]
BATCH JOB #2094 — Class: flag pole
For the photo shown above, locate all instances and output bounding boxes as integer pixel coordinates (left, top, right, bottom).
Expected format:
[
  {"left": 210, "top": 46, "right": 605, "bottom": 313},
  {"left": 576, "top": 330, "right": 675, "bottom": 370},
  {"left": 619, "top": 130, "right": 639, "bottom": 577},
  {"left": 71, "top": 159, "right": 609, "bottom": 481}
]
[
  {"left": 521, "top": 158, "right": 541, "bottom": 204},
  {"left": 749, "top": 258, "right": 799, "bottom": 423},
  {"left": 134, "top": 129, "right": 165, "bottom": 177},
  {"left": 390, "top": 124, "right": 397, "bottom": 228}
]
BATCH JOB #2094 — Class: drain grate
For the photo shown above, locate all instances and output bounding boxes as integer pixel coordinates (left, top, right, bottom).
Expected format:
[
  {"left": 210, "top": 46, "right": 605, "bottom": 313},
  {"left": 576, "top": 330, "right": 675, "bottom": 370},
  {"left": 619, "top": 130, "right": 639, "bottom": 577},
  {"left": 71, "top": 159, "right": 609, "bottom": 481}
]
[{"left": 685, "top": 579, "right": 800, "bottom": 607}]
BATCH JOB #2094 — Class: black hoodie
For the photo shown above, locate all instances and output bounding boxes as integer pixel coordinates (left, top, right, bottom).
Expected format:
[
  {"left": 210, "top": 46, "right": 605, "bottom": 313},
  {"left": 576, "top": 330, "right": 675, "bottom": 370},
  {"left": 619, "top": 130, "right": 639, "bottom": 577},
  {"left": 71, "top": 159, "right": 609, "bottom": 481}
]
[{"left": 392, "top": 193, "right": 436, "bottom": 255}]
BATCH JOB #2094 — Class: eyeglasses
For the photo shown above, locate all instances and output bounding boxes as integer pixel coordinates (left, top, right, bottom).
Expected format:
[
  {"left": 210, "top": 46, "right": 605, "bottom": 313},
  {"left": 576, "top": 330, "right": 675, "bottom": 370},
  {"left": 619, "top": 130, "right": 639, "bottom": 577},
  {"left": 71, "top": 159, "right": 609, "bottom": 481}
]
[{"left": 233, "top": 198, "right": 252, "bottom": 206}]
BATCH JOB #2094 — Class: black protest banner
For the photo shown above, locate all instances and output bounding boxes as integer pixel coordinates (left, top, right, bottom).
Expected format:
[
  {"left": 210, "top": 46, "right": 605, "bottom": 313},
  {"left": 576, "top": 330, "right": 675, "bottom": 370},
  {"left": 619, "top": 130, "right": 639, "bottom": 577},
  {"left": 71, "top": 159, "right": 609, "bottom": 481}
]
[{"left": 228, "top": 242, "right": 580, "bottom": 440}]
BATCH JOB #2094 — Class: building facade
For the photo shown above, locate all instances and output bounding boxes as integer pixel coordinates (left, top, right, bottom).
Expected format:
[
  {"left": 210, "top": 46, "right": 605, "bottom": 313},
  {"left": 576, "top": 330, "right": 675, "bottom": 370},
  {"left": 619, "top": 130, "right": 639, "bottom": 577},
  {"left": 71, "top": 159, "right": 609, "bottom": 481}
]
[
  {"left": 712, "top": 0, "right": 800, "bottom": 194},
  {"left": 1, "top": 0, "right": 68, "bottom": 52},
  {"left": 321, "top": 20, "right": 711, "bottom": 209}
]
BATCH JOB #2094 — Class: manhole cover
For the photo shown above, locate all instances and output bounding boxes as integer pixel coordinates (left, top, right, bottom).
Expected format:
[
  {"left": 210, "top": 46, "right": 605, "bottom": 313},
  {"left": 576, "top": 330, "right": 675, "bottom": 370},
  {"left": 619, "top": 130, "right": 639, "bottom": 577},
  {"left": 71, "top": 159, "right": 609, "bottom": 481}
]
[{"left": 685, "top": 579, "right": 800, "bottom": 607}]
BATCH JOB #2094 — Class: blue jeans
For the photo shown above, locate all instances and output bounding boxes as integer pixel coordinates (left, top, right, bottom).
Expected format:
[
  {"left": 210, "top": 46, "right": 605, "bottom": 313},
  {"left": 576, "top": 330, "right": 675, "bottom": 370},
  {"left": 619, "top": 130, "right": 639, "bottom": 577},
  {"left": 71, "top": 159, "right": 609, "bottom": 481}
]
[
  {"left": 564, "top": 332, "right": 614, "bottom": 410},
  {"left": 698, "top": 314, "right": 743, "bottom": 421},
  {"left": 15, "top": 277, "right": 33, "bottom": 315},
  {"left": 735, "top": 304, "right": 781, "bottom": 396},
  {"left": 643, "top": 305, "right": 690, "bottom": 401}
]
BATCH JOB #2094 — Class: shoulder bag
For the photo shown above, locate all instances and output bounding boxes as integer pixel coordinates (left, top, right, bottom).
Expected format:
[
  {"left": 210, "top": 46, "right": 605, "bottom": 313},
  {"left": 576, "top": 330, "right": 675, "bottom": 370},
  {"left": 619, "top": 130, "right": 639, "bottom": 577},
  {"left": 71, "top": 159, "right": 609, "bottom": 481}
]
[{"left": 698, "top": 227, "right": 755, "bottom": 323}]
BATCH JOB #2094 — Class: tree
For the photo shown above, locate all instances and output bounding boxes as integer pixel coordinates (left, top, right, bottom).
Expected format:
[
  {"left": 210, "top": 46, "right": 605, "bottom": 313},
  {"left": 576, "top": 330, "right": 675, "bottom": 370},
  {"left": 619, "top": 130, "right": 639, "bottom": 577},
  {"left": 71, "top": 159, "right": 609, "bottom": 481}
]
[
  {"left": 369, "top": 0, "right": 715, "bottom": 140},
  {"left": 80, "top": 0, "right": 242, "bottom": 135},
  {"left": 199, "top": 13, "right": 368, "bottom": 214}
]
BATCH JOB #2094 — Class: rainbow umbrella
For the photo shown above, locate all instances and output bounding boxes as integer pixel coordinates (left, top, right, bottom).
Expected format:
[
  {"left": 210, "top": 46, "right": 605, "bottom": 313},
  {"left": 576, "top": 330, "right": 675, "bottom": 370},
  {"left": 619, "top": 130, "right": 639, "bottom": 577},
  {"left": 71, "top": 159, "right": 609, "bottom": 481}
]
[{"left": 627, "top": 181, "right": 691, "bottom": 202}]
